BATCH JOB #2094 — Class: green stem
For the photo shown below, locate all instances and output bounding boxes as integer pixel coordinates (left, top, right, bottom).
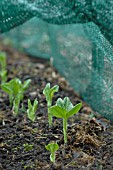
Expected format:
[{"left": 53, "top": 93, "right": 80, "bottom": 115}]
[
  {"left": 50, "top": 153, "right": 55, "bottom": 163},
  {"left": 48, "top": 106, "right": 52, "bottom": 127},
  {"left": 9, "top": 94, "right": 13, "bottom": 106},
  {"left": 63, "top": 118, "right": 67, "bottom": 143},
  {"left": 13, "top": 94, "right": 20, "bottom": 115}
]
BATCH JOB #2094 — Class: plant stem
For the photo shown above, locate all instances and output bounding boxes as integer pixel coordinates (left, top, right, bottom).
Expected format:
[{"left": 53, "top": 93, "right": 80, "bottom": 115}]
[
  {"left": 9, "top": 94, "right": 13, "bottom": 106},
  {"left": 48, "top": 106, "right": 52, "bottom": 127},
  {"left": 50, "top": 153, "right": 55, "bottom": 163},
  {"left": 63, "top": 118, "right": 67, "bottom": 143},
  {"left": 13, "top": 94, "right": 20, "bottom": 115}
]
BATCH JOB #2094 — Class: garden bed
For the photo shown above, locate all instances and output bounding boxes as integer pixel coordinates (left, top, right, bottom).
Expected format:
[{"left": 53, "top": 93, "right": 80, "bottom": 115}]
[{"left": 0, "top": 44, "right": 113, "bottom": 170}]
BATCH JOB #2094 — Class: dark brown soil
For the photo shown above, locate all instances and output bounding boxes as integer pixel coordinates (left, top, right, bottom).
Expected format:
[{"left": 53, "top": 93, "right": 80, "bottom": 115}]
[{"left": 0, "top": 44, "right": 113, "bottom": 170}]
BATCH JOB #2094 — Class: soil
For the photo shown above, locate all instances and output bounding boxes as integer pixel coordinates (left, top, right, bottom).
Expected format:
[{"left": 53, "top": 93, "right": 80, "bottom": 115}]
[{"left": 0, "top": 44, "right": 113, "bottom": 170}]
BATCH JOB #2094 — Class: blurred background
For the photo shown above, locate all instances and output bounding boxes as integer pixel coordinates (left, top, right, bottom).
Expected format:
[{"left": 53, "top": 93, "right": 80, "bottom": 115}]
[{"left": 0, "top": 1, "right": 113, "bottom": 121}]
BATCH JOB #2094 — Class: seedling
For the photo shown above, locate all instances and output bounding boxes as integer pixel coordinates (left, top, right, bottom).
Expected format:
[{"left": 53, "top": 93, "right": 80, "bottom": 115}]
[
  {"left": 51, "top": 97, "right": 82, "bottom": 143},
  {"left": 45, "top": 143, "right": 59, "bottom": 163},
  {"left": 27, "top": 98, "right": 38, "bottom": 122},
  {"left": 43, "top": 83, "right": 59, "bottom": 127},
  {"left": 0, "top": 52, "right": 7, "bottom": 71},
  {"left": 1, "top": 78, "right": 31, "bottom": 115},
  {"left": 0, "top": 52, "right": 7, "bottom": 84},
  {"left": 0, "top": 70, "right": 7, "bottom": 84}
]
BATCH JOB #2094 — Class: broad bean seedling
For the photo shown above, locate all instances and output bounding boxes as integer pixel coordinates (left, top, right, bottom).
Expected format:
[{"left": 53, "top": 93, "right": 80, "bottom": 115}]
[
  {"left": 51, "top": 97, "right": 82, "bottom": 143},
  {"left": 43, "top": 83, "right": 59, "bottom": 127},
  {"left": 27, "top": 98, "right": 38, "bottom": 122},
  {"left": 45, "top": 142, "right": 59, "bottom": 163},
  {"left": 1, "top": 78, "right": 31, "bottom": 115}
]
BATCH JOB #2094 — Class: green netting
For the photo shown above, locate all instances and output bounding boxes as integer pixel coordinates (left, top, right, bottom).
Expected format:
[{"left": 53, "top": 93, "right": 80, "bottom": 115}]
[{"left": 0, "top": 1, "right": 113, "bottom": 121}]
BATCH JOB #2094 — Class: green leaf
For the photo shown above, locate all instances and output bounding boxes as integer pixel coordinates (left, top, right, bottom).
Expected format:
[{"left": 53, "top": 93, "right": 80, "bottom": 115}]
[
  {"left": 8, "top": 78, "right": 22, "bottom": 95},
  {"left": 28, "top": 99, "right": 32, "bottom": 110},
  {"left": 50, "top": 105, "right": 67, "bottom": 118},
  {"left": 43, "top": 83, "right": 51, "bottom": 105},
  {"left": 50, "top": 85, "right": 59, "bottom": 98},
  {"left": 63, "top": 97, "right": 73, "bottom": 111},
  {"left": 22, "top": 79, "right": 31, "bottom": 91},
  {"left": 27, "top": 99, "right": 38, "bottom": 122},
  {"left": 56, "top": 98, "right": 64, "bottom": 108},
  {"left": 43, "top": 83, "right": 59, "bottom": 106},
  {"left": 33, "top": 99, "right": 38, "bottom": 112},
  {"left": 1, "top": 83, "right": 12, "bottom": 94},
  {"left": 66, "top": 103, "right": 82, "bottom": 118},
  {"left": 45, "top": 143, "right": 59, "bottom": 153},
  {"left": 56, "top": 97, "right": 73, "bottom": 111},
  {"left": 43, "top": 83, "right": 50, "bottom": 96}
]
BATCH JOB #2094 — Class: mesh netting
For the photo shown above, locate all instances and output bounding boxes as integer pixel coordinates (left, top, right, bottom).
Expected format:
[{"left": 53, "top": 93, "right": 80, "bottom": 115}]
[{"left": 0, "top": 0, "right": 113, "bottom": 121}]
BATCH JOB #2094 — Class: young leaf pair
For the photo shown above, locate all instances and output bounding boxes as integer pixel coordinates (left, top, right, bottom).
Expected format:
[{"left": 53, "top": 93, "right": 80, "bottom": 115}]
[{"left": 51, "top": 97, "right": 82, "bottom": 143}]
